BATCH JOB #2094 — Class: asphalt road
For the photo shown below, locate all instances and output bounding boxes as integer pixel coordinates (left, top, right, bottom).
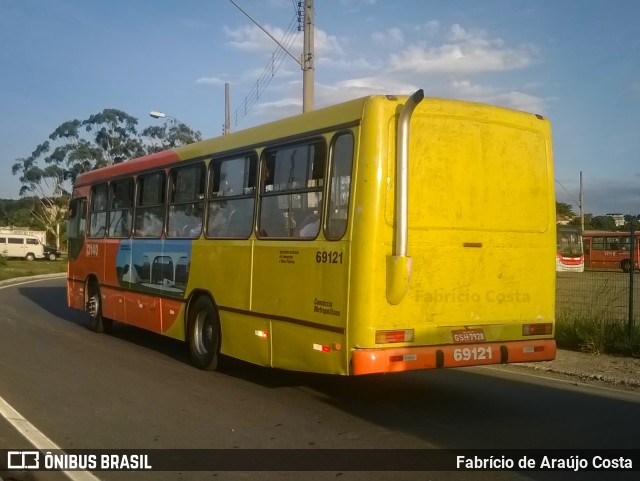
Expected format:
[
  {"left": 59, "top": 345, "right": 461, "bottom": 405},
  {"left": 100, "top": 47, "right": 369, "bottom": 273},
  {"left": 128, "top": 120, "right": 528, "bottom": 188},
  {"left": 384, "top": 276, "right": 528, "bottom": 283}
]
[{"left": 1, "top": 278, "right": 639, "bottom": 481}]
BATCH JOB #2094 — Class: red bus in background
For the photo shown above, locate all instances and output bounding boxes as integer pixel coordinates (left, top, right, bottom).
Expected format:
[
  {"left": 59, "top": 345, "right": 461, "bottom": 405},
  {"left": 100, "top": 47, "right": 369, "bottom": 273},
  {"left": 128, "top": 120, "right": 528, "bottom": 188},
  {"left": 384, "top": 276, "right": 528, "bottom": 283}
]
[
  {"left": 582, "top": 231, "right": 640, "bottom": 272},
  {"left": 556, "top": 225, "right": 584, "bottom": 272}
]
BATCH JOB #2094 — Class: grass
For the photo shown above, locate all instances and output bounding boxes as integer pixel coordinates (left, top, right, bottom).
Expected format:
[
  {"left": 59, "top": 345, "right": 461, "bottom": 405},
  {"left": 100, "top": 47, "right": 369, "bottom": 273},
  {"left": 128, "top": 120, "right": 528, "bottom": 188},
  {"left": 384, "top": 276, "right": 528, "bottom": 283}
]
[
  {"left": 0, "top": 257, "right": 67, "bottom": 281},
  {"left": 555, "top": 314, "right": 640, "bottom": 358}
]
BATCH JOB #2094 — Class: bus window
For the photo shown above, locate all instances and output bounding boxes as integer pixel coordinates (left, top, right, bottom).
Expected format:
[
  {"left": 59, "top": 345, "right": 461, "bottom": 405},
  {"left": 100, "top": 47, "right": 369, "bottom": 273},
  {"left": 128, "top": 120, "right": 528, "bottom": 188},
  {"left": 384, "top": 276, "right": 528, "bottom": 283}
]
[
  {"left": 167, "top": 163, "right": 205, "bottom": 238},
  {"left": 327, "top": 132, "right": 354, "bottom": 240},
  {"left": 135, "top": 172, "right": 165, "bottom": 238},
  {"left": 207, "top": 154, "right": 257, "bottom": 239},
  {"left": 68, "top": 198, "right": 87, "bottom": 239},
  {"left": 108, "top": 178, "right": 134, "bottom": 238},
  {"left": 89, "top": 184, "right": 108, "bottom": 238},
  {"left": 592, "top": 237, "right": 604, "bottom": 250},
  {"left": 259, "top": 140, "right": 326, "bottom": 238}
]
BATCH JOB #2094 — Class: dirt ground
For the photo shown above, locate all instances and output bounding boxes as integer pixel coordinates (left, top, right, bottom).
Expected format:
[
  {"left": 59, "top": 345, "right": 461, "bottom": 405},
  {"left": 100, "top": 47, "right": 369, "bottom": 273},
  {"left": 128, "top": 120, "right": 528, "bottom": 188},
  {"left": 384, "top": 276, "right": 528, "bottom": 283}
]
[{"left": 513, "top": 349, "right": 640, "bottom": 391}]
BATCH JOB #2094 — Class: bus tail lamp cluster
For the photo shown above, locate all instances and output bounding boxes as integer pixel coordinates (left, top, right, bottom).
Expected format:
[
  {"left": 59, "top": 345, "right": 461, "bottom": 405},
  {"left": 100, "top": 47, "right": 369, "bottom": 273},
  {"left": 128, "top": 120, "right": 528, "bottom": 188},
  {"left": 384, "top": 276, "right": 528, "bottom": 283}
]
[
  {"left": 375, "top": 329, "right": 415, "bottom": 344},
  {"left": 522, "top": 323, "right": 553, "bottom": 336}
]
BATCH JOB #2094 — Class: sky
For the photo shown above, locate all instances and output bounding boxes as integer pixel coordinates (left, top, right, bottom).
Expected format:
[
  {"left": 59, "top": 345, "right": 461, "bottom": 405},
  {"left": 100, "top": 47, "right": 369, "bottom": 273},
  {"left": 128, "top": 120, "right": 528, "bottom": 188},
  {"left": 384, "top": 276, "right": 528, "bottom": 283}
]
[{"left": 0, "top": 0, "right": 639, "bottom": 215}]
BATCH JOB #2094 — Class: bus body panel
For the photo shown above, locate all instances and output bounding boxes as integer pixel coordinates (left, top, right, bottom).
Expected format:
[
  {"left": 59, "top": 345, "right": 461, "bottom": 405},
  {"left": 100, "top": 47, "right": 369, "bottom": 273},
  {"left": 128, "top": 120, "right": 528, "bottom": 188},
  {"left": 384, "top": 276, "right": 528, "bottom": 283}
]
[{"left": 348, "top": 98, "right": 556, "bottom": 372}]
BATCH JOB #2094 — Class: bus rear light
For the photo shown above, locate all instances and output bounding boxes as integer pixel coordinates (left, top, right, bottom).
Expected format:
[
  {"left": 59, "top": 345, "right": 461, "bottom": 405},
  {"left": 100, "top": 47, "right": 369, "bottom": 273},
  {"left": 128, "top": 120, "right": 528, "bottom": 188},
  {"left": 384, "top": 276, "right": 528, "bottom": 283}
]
[
  {"left": 522, "top": 323, "right": 553, "bottom": 336},
  {"left": 313, "top": 343, "right": 331, "bottom": 352},
  {"left": 255, "top": 330, "right": 269, "bottom": 338},
  {"left": 375, "top": 329, "right": 414, "bottom": 344}
]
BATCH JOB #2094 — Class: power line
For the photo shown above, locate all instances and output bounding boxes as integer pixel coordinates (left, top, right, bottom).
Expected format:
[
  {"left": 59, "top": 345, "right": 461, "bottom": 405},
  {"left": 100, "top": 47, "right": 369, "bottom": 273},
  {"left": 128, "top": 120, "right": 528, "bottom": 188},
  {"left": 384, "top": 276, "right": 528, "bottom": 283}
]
[
  {"left": 233, "top": 12, "right": 300, "bottom": 127},
  {"left": 554, "top": 179, "right": 580, "bottom": 210}
]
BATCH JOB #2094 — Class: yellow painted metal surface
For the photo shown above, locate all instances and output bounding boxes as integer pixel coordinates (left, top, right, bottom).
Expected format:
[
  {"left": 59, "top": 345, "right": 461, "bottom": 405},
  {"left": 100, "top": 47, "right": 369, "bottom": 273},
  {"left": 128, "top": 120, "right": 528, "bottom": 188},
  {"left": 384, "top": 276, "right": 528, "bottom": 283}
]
[{"left": 175, "top": 95, "right": 554, "bottom": 375}]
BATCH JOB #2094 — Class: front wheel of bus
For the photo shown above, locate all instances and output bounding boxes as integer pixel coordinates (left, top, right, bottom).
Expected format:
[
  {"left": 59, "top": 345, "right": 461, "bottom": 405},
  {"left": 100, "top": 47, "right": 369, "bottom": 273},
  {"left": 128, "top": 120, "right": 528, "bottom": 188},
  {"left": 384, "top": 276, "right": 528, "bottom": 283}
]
[
  {"left": 621, "top": 260, "right": 631, "bottom": 273},
  {"left": 86, "top": 281, "right": 113, "bottom": 333},
  {"left": 188, "top": 296, "right": 221, "bottom": 371}
]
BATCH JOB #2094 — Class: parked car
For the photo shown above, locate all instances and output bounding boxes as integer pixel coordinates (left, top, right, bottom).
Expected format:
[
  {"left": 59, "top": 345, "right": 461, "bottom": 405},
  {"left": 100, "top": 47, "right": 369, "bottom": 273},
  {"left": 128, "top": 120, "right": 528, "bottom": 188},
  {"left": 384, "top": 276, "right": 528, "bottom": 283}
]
[{"left": 42, "top": 245, "right": 62, "bottom": 261}]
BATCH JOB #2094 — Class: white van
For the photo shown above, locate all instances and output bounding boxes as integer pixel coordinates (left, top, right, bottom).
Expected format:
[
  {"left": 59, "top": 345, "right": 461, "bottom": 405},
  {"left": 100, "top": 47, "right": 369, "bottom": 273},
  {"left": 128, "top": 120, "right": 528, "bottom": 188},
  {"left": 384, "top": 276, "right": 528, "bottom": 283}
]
[{"left": 0, "top": 234, "right": 45, "bottom": 260}]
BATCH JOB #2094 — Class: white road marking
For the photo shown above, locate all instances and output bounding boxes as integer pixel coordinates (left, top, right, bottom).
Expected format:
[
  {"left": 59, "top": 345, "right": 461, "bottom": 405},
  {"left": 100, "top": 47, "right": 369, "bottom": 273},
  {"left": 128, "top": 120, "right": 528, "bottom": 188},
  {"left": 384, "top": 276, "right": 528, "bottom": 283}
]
[
  {"left": 1, "top": 277, "right": 100, "bottom": 481},
  {"left": 0, "top": 395, "right": 101, "bottom": 481}
]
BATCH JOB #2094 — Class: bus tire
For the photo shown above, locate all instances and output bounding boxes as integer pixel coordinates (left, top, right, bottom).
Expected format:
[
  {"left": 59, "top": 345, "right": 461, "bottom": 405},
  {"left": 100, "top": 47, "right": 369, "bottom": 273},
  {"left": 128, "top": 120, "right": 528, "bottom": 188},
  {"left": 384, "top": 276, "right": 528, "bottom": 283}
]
[
  {"left": 187, "top": 296, "right": 221, "bottom": 371},
  {"left": 25, "top": 253, "right": 35, "bottom": 261},
  {"left": 86, "top": 280, "right": 113, "bottom": 333},
  {"left": 621, "top": 260, "right": 631, "bottom": 273}
]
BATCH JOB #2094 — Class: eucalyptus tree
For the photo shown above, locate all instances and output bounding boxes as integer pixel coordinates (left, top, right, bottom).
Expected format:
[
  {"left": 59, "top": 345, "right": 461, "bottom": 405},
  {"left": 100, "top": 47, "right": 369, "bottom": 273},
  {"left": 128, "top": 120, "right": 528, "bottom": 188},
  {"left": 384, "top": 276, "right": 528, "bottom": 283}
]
[{"left": 11, "top": 108, "right": 202, "bottom": 247}]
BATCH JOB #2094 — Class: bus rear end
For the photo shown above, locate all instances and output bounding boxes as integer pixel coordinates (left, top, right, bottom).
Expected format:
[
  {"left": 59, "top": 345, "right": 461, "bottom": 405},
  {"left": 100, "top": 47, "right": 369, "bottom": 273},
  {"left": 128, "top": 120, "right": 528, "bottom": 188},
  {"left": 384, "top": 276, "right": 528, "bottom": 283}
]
[
  {"left": 556, "top": 226, "right": 584, "bottom": 272},
  {"left": 350, "top": 94, "right": 556, "bottom": 375}
]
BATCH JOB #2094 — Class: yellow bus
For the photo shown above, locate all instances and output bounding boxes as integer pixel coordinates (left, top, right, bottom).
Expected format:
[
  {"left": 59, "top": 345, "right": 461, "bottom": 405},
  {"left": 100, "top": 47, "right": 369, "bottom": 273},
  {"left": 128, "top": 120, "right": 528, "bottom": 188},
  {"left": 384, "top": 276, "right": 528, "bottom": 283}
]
[{"left": 67, "top": 90, "right": 556, "bottom": 375}]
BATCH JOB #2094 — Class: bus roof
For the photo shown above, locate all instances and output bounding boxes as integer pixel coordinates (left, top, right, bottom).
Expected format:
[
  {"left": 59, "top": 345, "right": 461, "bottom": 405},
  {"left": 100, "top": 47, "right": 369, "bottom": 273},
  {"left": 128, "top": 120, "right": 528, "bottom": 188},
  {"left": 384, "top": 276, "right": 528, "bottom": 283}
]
[{"left": 74, "top": 93, "right": 547, "bottom": 189}]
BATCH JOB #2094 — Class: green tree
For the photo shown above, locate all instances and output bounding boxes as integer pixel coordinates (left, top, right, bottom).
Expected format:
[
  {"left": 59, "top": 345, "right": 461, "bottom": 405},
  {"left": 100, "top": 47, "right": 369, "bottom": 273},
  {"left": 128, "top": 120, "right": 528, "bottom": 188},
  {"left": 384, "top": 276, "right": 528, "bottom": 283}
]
[
  {"left": 556, "top": 202, "right": 576, "bottom": 218},
  {"left": 590, "top": 215, "right": 617, "bottom": 231},
  {"left": 11, "top": 109, "right": 202, "bottom": 247},
  {"left": 141, "top": 119, "right": 202, "bottom": 154}
]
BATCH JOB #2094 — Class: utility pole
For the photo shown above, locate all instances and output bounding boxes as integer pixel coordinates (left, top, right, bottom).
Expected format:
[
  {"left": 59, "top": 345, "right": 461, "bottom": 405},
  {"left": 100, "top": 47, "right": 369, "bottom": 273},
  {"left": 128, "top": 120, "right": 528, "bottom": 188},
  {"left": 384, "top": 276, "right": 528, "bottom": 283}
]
[
  {"left": 228, "top": 0, "right": 314, "bottom": 113},
  {"left": 302, "top": 0, "right": 314, "bottom": 112},
  {"left": 579, "top": 171, "right": 584, "bottom": 232},
  {"left": 224, "top": 82, "right": 231, "bottom": 135}
]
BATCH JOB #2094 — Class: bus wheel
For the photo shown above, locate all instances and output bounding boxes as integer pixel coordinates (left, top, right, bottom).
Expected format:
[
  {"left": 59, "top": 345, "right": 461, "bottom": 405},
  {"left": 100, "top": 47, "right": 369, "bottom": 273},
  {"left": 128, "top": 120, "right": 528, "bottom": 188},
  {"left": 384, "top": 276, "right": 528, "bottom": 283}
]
[
  {"left": 86, "top": 281, "right": 113, "bottom": 333},
  {"left": 25, "top": 253, "right": 35, "bottom": 261},
  {"left": 187, "top": 296, "right": 221, "bottom": 371},
  {"left": 621, "top": 260, "right": 631, "bottom": 273}
]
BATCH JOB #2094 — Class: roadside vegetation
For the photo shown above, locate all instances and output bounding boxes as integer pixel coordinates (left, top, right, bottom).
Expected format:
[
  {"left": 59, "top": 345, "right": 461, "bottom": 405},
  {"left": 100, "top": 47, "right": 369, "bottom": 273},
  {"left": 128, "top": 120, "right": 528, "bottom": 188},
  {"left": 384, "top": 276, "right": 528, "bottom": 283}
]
[
  {"left": 555, "top": 314, "right": 640, "bottom": 358},
  {"left": 0, "top": 257, "right": 66, "bottom": 282}
]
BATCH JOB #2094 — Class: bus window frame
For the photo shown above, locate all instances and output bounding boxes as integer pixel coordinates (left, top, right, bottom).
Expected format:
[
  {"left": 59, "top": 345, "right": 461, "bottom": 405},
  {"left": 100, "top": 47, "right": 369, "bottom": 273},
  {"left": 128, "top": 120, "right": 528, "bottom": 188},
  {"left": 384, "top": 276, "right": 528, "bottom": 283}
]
[
  {"left": 134, "top": 170, "right": 167, "bottom": 239},
  {"left": 205, "top": 152, "right": 258, "bottom": 240},
  {"left": 325, "top": 130, "right": 355, "bottom": 241},
  {"left": 108, "top": 177, "right": 135, "bottom": 239},
  {"left": 257, "top": 137, "right": 327, "bottom": 240},
  {"left": 88, "top": 183, "right": 109, "bottom": 239},
  {"left": 167, "top": 162, "right": 206, "bottom": 239},
  {"left": 68, "top": 197, "right": 87, "bottom": 239}
]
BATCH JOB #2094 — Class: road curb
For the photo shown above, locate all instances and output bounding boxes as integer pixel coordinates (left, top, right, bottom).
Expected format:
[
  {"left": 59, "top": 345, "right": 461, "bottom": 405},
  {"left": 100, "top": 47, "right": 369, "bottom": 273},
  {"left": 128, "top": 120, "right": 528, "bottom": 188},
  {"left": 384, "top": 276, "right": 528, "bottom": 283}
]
[
  {"left": 514, "top": 362, "right": 640, "bottom": 389},
  {"left": 0, "top": 273, "right": 66, "bottom": 288}
]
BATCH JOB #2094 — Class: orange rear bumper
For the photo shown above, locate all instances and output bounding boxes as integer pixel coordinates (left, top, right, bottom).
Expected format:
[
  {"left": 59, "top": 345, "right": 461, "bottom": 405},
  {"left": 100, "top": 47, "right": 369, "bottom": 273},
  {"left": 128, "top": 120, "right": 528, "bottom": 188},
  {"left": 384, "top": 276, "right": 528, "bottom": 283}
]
[{"left": 351, "top": 339, "right": 556, "bottom": 375}]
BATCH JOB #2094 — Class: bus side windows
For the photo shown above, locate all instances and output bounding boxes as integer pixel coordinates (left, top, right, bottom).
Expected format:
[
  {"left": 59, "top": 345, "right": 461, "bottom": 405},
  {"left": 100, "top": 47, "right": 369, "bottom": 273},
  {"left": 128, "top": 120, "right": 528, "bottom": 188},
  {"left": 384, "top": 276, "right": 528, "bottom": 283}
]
[
  {"left": 327, "top": 132, "right": 354, "bottom": 240},
  {"left": 109, "top": 178, "right": 134, "bottom": 238},
  {"left": 68, "top": 198, "right": 87, "bottom": 239},
  {"left": 258, "top": 141, "right": 325, "bottom": 239},
  {"left": 207, "top": 154, "right": 257, "bottom": 239},
  {"left": 89, "top": 184, "right": 108, "bottom": 238},
  {"left": 167, "top": 163, "right": 206, "bottom": 238},
  {"left": 592, "top": 237, "right": 604, "bottom": 250},
  {"left": 135, "top": 171, "right": 166, "bottom": 238}
]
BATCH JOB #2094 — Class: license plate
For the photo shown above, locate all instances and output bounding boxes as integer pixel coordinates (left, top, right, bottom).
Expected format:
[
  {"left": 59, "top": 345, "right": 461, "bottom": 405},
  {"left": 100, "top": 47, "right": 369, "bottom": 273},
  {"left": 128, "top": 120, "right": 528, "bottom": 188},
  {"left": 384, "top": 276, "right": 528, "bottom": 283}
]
[{"left": 451, "top": 328, "right": 486, "bottom": 343}]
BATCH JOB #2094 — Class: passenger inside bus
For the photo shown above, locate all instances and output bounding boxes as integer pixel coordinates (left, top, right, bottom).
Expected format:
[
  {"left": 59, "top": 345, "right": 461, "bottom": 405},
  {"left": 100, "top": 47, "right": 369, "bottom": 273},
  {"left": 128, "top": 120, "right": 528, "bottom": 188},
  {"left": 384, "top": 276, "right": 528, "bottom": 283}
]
[{"left": 298, "top": 211, "right": 320, "bottom": 238}]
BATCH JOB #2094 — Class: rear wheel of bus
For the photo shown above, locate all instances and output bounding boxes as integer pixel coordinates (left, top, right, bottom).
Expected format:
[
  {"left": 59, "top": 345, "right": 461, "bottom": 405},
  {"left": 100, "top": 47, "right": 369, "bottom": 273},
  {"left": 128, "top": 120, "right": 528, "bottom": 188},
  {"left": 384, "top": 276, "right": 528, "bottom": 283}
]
[
  {"left": 621, "top": 259, "right": 631, "bottom": 273},
  {"left": 86, "top": 280, "right": 113, "bottom": 333},
  {"left": 187, "top": 296, "right": 222, "bottom": 371}
]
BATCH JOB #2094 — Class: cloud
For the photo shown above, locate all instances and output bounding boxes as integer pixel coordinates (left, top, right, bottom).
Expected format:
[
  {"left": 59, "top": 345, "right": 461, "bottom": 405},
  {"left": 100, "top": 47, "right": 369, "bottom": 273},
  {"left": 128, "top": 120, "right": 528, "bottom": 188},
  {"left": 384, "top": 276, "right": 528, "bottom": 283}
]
[
  {"left": 371, "top": 28, "right": 404, "bottom": 49},
  {"left": 389, "top": 23, "right": 538, "bottom": 75},
  {"left": 196, "top": 76, "right": 227, "bottom": 86},
  {"left": 577, "top": 179, "right": 640, "bottom": 215},
  {"left": 420, "top": 20, "right": 440, "bottom": 37},
  {"left": 447, "top": 80, "right": 547, "bottom": 114}
]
